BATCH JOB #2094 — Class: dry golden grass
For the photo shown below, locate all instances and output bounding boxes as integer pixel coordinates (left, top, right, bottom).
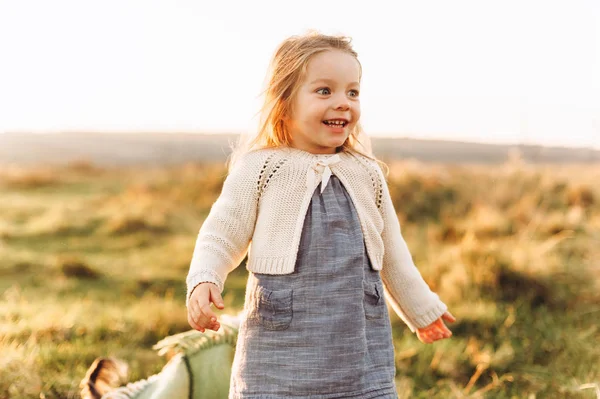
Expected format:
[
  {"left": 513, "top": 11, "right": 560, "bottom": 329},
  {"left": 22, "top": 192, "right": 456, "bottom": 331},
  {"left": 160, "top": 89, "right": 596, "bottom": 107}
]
[{"left": 0, "top": 157, "right": 598, "bottom": 398}]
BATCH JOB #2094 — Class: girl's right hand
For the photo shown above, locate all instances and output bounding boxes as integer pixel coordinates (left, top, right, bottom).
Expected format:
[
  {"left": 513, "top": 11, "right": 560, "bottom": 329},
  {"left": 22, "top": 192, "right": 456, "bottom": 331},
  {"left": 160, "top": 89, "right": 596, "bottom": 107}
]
[
  {"left": 416, "top": 311, "right": 456, "bottom": 344},
  {"left": 187, "top": 282, "right": 225, "bottom": 332}
]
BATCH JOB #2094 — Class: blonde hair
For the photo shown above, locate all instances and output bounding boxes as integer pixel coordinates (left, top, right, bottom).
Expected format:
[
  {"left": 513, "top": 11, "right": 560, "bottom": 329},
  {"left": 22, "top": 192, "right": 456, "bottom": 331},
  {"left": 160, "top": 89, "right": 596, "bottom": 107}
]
[{"left": 228, "top": 30, "right": 381, "bottom": 172}]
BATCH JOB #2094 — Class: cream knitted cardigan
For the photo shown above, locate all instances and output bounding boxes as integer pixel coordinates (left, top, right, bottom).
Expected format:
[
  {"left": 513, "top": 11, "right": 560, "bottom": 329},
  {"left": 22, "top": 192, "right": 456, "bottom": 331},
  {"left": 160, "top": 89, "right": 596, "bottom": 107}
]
[{"left": 186, "top": 146, "right": 448, "bottom": 332}]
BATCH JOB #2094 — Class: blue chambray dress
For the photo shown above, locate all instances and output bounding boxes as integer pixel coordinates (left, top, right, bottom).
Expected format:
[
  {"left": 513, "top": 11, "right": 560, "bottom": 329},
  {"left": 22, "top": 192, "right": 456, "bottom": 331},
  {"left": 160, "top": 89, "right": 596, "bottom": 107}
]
[{"left": 229, "top": 174, "right": 398, "bottom": 399}]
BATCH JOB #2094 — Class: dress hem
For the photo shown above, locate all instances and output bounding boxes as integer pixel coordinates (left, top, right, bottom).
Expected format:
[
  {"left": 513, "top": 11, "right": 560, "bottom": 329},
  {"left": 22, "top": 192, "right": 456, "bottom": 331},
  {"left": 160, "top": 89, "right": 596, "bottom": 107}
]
[{"left": 229, "top": 382, "right": 398, "bottom": 399}]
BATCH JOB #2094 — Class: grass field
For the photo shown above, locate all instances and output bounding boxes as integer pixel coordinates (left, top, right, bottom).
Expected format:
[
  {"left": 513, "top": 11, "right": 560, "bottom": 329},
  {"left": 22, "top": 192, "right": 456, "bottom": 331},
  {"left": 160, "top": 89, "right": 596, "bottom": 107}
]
[{"left": 0, "top": 157, "right": 599, "bottom": 398}]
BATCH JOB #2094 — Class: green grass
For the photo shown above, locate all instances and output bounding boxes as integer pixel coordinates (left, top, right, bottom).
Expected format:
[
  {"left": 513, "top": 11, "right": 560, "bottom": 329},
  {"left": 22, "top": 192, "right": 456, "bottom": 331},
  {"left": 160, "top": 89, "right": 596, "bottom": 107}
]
[{"left": 0, "top": 160, "right": 599, "bottom": 398}]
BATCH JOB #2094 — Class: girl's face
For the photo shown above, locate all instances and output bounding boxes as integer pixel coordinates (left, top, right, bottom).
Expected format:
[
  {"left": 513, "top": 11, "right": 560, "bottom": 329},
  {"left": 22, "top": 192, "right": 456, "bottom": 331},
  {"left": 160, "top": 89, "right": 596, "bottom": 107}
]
[{"left": 286, "top": 49, "right": 361, "bottom": 154}]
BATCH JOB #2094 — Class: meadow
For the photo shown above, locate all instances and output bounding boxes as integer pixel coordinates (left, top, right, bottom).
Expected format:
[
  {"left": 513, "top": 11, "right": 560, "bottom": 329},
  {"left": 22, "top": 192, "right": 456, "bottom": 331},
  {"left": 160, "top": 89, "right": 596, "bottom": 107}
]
[{"left": 0, "top": 155, "right": 598, "bottom": 398}]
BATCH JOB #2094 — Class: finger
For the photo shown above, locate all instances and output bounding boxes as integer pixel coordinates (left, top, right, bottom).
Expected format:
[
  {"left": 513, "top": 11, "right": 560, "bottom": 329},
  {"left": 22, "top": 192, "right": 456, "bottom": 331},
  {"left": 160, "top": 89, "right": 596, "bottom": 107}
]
[
  {"left": 199, "top": 303, "right": 218, "bottom": 324},
  {"left": 209, "top": 285, "right": 225, "bottom": 310},
  {"left": 429, "top": 333, "right": 442, "bottom": 342},
  {"left": 190, "top": 300, "right": 214, "bottom": 329},
  {"left": 425, "top": 329, "right": 442, "bottom": 342},
  {"left": 441, "top": 323, "right": 454, "bottom": 338},
  {"left": 189, "top": 297, "right": 201, "bottom": 318},
  {"left": 195, "top": 312, "right": 212, "bottom": 330},
  {"left": 419, "top": 330, "right": 435, "bottom": 344},
  {"left": 189, "top": 302, "right": 209, "bottom": 330},
  {"left": 435, "top": 326, "right": 452, "bottom": 339},
  {"left": 205, "top": 311, "right": 221, "bottom": 331},
  {"left": 436, "top": 327, "right": 452, "bottom": 339},
  {"left": 417, "top": 333, "right": 431, "bottom": 344},
  {"left": 442, "top": 311, "right": 457, "bottom": 323},
  {"left": 191, "top": 290, "right": 216, "bottom": 320},
  {"left": 422, "top": 325, "right": 441, "bottom": 334},
  {"left": 424, "top": 329, "right": 438, "bottom": 339},
  {"left": 436, "top": 324, "right": 451, "bottom": 336},
  {"left": 190, "top": 300, "right": 209, "bottom": 326},
  {"left": 187, "top": 312, "right": 205, "bottom": 332},
  {"left": 434, "top": 324, "right": 448, "bottom": 334}
]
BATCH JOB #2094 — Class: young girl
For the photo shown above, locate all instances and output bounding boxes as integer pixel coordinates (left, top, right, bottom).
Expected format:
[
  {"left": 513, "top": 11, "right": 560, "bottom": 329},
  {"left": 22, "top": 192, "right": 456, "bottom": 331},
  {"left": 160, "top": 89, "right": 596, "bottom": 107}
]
[{"left": 186, "top": 31, "right": 456, "bottom": 398}]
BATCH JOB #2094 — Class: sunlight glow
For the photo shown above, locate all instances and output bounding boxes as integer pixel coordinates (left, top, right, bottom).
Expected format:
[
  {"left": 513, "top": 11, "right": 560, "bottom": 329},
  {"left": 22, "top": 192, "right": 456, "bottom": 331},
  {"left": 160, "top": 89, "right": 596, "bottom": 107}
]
[{"left": 0, "top": 0, "right": 598, "bottom": 148}]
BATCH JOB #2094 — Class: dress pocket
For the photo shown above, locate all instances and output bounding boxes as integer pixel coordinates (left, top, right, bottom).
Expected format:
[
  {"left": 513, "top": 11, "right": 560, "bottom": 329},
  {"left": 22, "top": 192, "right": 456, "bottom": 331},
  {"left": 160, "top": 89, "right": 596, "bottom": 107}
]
[
  {"left": 254, "top": 285, "right": 293, "bottom": 331},
  {"left": 363, "top": 280, "right": 384, "bottom": 320}
]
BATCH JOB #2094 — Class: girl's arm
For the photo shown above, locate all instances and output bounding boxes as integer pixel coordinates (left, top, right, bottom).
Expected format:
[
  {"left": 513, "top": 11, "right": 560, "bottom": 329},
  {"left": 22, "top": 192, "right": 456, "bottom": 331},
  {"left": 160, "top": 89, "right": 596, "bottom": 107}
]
[
  {"left": 375, "top": 165, "right": 448, "bottom": 333},
  {"left": 185, "top": 151, "right": 263, "bottom": 308}
]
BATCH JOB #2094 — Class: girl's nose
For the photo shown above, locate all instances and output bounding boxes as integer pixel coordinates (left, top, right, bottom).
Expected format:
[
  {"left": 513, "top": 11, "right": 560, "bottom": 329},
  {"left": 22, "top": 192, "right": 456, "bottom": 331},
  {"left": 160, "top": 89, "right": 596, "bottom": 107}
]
[{"left": 335, "top": 100, "right": 350, "bottom": 111}]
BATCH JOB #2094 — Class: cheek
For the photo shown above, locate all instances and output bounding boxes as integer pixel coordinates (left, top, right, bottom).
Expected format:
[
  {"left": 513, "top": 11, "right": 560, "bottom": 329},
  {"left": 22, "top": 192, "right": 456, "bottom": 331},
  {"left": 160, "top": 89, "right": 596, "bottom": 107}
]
[
  {"left": 293, "top": 98, "right": 321, "bottom": 122},
  {"left": 302, "top": 104, "right": 326, "bottom": 123},
  {"left": 352, "top": 103, "right": 361, "bottom": 121}
]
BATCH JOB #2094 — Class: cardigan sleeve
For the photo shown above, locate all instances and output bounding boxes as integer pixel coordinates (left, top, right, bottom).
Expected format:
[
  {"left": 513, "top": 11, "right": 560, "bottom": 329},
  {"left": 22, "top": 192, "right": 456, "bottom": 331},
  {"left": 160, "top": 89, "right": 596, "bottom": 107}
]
[
  {"left": 185, "top": 151, "right": 263, "bottom": 308},
  {"left": 375, "top": 165, "right": 448, "bottom": 333}
]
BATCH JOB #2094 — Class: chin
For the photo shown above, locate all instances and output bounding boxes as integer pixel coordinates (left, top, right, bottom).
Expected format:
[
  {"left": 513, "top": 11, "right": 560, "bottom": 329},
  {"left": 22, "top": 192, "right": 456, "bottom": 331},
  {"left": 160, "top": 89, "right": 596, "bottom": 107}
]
[{"left": 333, "top": 137, "right": 349, "bottom": 147}]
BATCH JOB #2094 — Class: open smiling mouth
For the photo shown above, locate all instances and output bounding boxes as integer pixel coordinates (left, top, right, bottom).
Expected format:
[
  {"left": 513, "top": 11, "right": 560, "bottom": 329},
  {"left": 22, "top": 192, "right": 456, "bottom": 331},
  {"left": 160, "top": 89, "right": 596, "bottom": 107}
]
[{"left": 322, "top": 120, "right": 348, "bottom": 127}]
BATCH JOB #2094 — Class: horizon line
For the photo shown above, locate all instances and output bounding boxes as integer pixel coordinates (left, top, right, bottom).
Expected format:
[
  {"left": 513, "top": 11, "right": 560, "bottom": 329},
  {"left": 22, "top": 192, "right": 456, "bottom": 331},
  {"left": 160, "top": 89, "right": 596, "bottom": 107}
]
[{"left": 1, "top": 129, "right": 598, "bottom": 151}]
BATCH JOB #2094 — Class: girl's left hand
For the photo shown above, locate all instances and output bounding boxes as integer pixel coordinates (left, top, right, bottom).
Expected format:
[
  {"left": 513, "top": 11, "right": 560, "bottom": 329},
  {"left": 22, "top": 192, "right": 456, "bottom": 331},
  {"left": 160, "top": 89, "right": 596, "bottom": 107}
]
[{"left": 416, "top": 311, "right": 456, "bottom": 344}]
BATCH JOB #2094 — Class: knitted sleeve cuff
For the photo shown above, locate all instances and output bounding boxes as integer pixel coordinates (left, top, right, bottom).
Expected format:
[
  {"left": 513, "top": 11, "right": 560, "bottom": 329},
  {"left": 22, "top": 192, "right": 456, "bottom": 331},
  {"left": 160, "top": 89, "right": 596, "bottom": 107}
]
[
  {"left": 186, "top": 269, "right": 225, "bottom": 308},
  {"left": 411, "top": 300, "right": 448, "bottom": 330},
  {"left": 382, "top": 285, "right": 448, "bottom": 333}
]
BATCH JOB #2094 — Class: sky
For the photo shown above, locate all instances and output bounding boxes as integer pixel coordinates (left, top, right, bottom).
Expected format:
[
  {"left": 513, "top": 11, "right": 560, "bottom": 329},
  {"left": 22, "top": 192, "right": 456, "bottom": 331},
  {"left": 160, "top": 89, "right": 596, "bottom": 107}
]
[{"left": 0, "top": 0, "right": 599, "bottom": 149}]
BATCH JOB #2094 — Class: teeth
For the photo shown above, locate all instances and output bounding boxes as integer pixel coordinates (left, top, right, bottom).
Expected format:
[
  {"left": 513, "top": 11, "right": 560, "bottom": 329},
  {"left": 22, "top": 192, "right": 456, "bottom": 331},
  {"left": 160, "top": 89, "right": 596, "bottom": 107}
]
[{"left": 325, "top": 120, "right": 346, "bottom": 126}]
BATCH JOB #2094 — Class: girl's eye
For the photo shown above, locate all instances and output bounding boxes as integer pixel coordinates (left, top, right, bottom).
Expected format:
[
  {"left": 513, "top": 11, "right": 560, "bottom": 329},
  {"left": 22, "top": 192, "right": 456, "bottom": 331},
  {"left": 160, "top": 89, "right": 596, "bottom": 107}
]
[
  {"left": 349, "top": 89, "right": 360, "bottom": 97},
  {"left": 316, "top": 87, "right": 331, "bottom": 95}
]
